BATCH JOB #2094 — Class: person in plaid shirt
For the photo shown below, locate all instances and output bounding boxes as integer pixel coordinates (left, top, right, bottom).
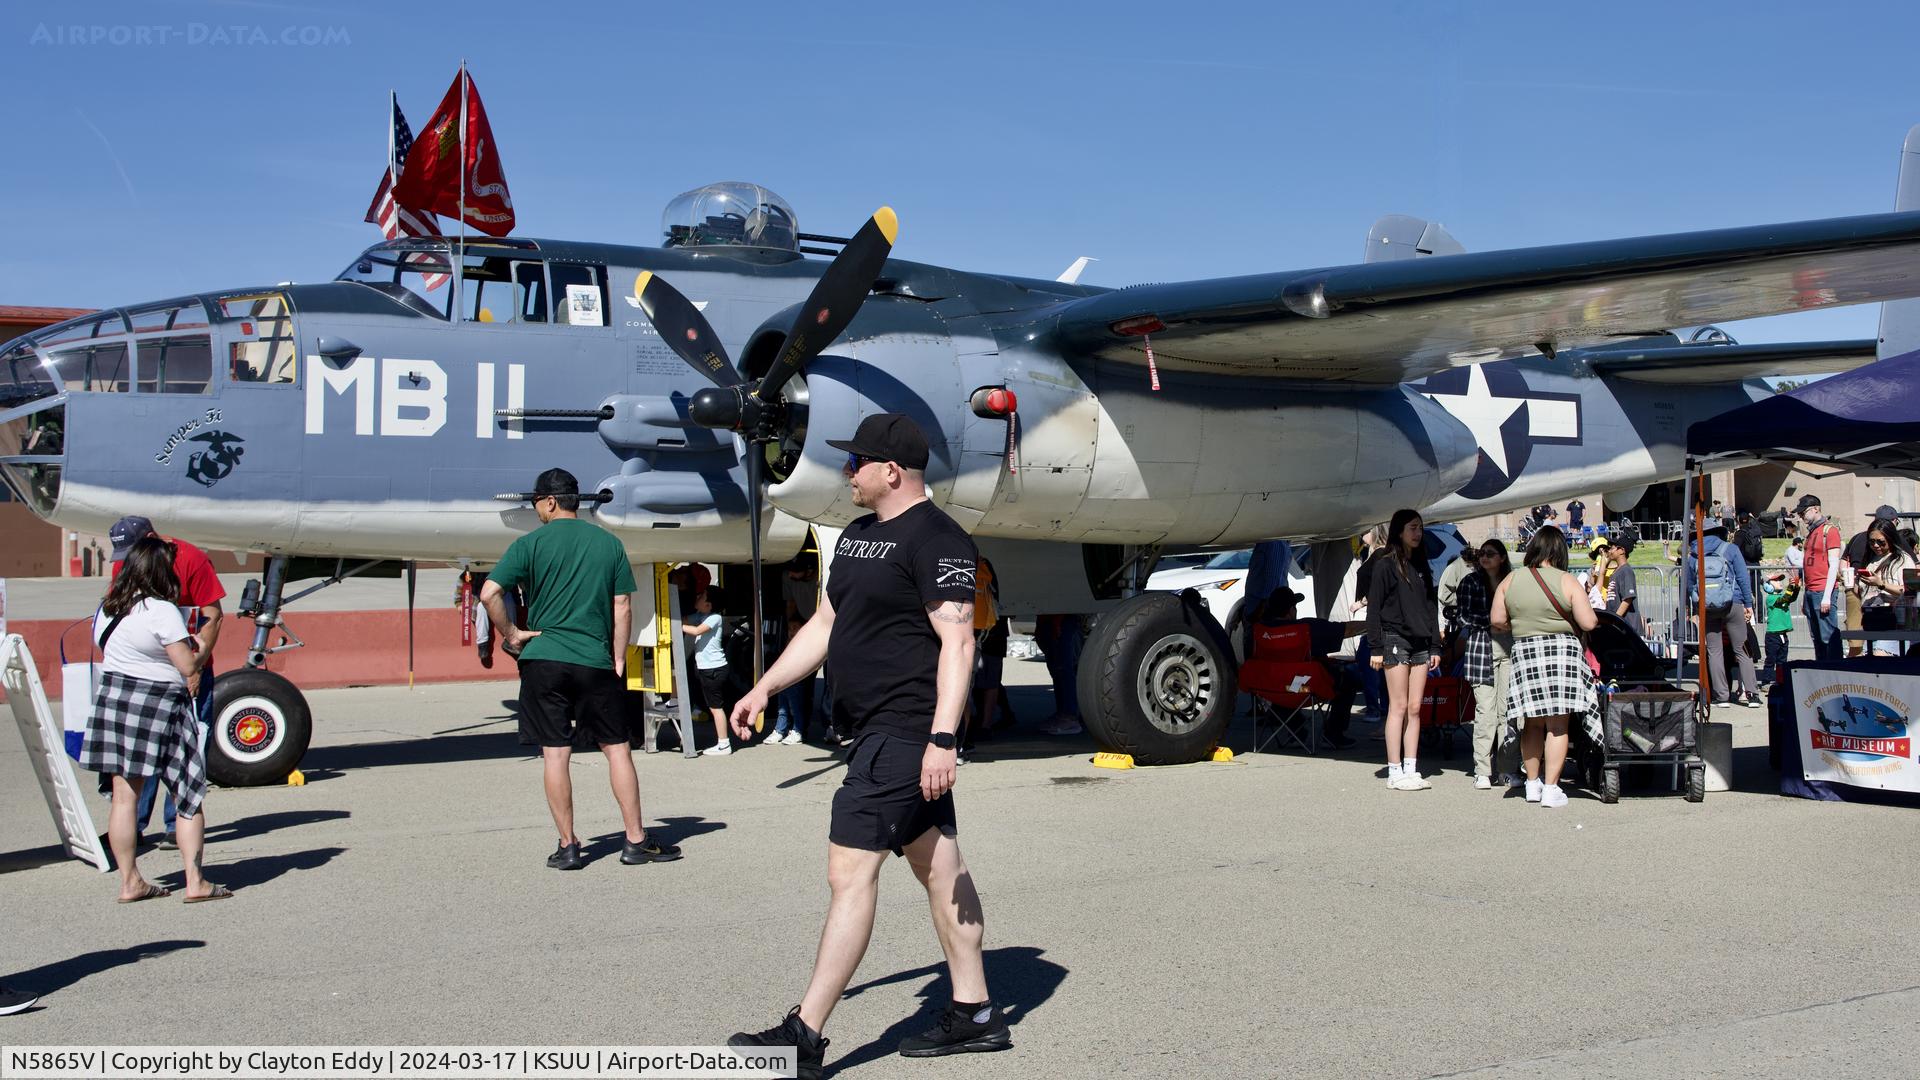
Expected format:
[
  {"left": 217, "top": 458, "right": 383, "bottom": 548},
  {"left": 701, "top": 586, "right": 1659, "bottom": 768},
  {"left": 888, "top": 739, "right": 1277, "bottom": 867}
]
[{"left": 1457, "top": 540, "right": 1520, "bottom": 790}]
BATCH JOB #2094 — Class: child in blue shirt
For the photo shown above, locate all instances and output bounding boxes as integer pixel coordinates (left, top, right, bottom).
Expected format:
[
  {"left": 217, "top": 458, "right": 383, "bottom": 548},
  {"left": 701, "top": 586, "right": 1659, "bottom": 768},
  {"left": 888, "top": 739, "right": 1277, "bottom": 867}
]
[{"left": 683, "top": 586, "right": 735, "bottom": 755}]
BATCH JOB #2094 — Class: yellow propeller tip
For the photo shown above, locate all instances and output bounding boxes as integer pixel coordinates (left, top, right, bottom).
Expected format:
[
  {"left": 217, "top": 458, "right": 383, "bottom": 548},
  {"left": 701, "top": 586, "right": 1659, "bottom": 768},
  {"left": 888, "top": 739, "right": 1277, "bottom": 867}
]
[
  {"left": 634, "top": 270, "right": 652, "bottom": 296},
  {"left": 873, "top": 206, "right": 898, "bottom": 245}
]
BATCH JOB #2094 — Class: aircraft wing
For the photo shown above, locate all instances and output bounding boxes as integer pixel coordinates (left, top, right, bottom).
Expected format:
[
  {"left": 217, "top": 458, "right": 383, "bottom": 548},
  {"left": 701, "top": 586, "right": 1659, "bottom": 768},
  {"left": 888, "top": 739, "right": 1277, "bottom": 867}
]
[
  {"left": 1053, "top": 211, "right": 1920, "bottom": 384},
  {"left": 1582, "top": 338, "right": 1878, "bottom": 384}
]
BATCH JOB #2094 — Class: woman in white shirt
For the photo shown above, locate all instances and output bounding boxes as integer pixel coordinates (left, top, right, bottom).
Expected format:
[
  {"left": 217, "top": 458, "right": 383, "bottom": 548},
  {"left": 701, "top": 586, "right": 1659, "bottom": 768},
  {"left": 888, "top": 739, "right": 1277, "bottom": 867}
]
[
  {"left": 79, "top": 537, "right": 229, "bottom": 903},
  {"left": 1856, "top": 523, "right": 1917, "bottom": 657}
]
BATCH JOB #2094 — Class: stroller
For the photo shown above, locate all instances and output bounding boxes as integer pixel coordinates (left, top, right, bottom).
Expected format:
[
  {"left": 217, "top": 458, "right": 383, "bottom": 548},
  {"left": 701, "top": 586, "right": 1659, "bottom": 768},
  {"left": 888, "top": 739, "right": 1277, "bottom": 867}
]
[{"left": 1580, "top": 611, "right": 1708, "bottom": 803}]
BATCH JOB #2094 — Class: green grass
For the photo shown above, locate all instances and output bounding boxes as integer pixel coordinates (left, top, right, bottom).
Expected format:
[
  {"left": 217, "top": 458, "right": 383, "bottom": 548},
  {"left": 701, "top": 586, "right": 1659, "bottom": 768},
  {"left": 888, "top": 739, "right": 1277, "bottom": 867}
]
[{"left": 1622, "top": 536, "right": 1792, "bottom": 568}]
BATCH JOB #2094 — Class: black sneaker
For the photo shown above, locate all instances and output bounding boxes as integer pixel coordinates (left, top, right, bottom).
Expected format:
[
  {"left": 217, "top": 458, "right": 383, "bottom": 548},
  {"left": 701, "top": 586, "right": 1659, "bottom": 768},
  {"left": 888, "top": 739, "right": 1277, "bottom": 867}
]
[
  {"left": 546, "top": 841, "right": 585, "bottom": 871},
  {"left": 0, "top": 984, "right": 39, "bottom": 1015},
  {"left": 729, "top": 1006, "right": 826, "bottom": 1080},
  {"left": 157, "top": 833, "right": 178, "bottom": 851},
  {"left": 898, "top": 1002, "right": 1012, "bottom": 1057},
  {"left": 621, "top": 836, "right": 683, "bottom": 864}
]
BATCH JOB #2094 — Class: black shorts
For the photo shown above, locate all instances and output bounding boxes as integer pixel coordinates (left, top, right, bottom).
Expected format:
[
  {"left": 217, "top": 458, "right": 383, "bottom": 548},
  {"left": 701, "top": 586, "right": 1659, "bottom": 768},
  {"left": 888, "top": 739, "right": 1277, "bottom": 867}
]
[
  {"left": 830, "top": 731, "right": 957, "bottom": 856},
  {"left": 518, "top": 660, "right": 629, "bottom": 748},
  {"left": 695, "top": 666, "right": 732, "bottom": 712}
]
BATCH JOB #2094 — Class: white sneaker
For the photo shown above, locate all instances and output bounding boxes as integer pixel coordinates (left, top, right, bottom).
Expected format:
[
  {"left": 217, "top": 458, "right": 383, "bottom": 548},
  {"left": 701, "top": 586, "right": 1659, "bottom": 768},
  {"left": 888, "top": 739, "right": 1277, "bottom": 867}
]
[
  {"left": 702, "top": 741, "right": 733, "bottom": 756},
  {"left": 1473, "top": 774, "right": 1492, "bottom": 790},
  {"left": 1392, "top": 773, "right": 1432, "bottom": 790},
  {"left": 782, "top": 729, "right": 804, "bottom": 745},
  {"left": 1525, "top": 777, "right": 1544, "bottom": 803},
  {"left": 1540, "top": 784, "right": 1569, "bottom": 808},
  {"left": 1385, "top": 767, "right": 1403, "bottom": 789}
]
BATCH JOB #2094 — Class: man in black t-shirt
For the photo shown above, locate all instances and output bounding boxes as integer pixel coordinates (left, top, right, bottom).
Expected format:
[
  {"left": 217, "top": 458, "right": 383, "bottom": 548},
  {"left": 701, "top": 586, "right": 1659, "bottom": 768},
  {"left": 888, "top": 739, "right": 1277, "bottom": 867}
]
[{"left": 726, "top": 415, "right": 1010, "bottom": 1073}]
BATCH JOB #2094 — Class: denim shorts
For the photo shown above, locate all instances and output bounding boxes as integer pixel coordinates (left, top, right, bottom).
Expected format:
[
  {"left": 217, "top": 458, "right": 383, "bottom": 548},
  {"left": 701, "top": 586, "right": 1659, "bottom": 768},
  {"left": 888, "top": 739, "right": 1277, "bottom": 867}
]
[{"left": 1382, "top": 633, "right": 1432, "bottom": 667}]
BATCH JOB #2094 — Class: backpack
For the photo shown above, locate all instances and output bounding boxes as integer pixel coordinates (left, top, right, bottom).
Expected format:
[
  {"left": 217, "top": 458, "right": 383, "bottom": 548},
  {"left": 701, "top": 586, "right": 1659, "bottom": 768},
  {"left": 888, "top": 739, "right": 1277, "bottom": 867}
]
[
  {"left": 1737, "top": 526, "right": 1763, "bottom": 564},
  {"left": 1690, "top": 541, "right": 1737, "bottom": 616}
]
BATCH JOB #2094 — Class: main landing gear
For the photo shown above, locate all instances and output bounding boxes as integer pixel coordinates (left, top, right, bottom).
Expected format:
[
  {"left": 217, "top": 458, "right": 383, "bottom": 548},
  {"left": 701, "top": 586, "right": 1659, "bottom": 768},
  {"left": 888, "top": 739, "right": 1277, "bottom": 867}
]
[
  {"left": 205, "top": 555, "right": 382, "bottom": 786},
  {"left": 1079, "top": 591, "right": 1239, "bottom": 765}
]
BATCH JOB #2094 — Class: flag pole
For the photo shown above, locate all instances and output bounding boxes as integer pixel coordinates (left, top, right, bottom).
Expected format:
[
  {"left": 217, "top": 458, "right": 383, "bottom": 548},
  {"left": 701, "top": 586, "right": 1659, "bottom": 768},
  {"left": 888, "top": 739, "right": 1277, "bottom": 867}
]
[
  {"left": 456, "top": 60, "right": 468, "bottom": 323},
  {"left": 386, "top": 89, "right": 397, "bottom": 183}
]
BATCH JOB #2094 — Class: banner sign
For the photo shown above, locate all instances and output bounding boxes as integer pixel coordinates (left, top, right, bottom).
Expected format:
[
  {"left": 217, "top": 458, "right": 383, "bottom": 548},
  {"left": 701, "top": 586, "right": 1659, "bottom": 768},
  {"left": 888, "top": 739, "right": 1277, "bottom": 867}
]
[{"left": 1793, "top": 667, "right": 1920, "bottom": 793}]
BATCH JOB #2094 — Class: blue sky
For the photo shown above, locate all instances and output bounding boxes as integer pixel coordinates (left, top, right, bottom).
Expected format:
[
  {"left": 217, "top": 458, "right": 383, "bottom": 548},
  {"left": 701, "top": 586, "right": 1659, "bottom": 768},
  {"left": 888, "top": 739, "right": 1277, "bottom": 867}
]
[{"left": 4, "top": 0, "right": 1918, "bottom": 346}]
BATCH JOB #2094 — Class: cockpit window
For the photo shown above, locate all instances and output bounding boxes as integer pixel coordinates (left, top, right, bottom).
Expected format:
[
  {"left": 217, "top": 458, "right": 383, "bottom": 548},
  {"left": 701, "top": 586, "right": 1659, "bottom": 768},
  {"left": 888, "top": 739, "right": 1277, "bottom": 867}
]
[
  {"left": 337, "top": 245, "right": 454, "bottom": 319},
  {"left": 221, "top": 294, "right": 296, "bottom": 384},
  {"left": 548, "top": 264, "right": 607, "bottom": 326},
  {"left": 39, "top": 314, "right": 132, "bottom": 394},
  {"left": 662, "top": 182, "right": 798, "bottom": 252},
  {"left": 0, "top": 341, "right": 57, "bottom": 408}
]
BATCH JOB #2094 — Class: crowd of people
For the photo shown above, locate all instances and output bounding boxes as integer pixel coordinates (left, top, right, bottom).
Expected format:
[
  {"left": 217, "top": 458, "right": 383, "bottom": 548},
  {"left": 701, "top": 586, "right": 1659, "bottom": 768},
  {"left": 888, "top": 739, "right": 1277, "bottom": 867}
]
[{"left": 51, "top": 434, "right": 1913, "bottom": 1064}]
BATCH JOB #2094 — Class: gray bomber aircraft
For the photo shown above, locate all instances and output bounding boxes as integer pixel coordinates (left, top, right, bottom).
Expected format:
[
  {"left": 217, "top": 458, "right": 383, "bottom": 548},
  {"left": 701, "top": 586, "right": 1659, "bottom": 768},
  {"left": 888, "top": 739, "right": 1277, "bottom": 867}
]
[{"left": 1, "top": 178, "right": 1914, "bottom": 782}]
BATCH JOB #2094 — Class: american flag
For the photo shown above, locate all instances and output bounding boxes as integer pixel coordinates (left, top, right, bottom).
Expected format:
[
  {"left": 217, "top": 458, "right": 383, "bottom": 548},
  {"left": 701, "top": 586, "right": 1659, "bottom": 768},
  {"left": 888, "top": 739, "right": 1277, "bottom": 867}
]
[{"left": 363, "top": 93, "right": 449, "bottom": 289}]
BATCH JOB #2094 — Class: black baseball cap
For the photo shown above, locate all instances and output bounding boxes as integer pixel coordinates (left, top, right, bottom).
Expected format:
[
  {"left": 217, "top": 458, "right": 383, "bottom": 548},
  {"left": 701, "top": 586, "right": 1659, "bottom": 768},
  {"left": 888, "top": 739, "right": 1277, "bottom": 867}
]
[
  {"left": 1794, "top": 494, "right": 1822, "bottom": 513},
  {"left": 826, "top": 413, "right": 930, "bottom": 470},
  {"left": 1265, "top": 586, "right": 1304, "bottom": 609},
  {"left": 1870, "top": 503, "right": 1899, "bottom": 520},
  {"left": 533, "top": 468, "right": 579, "bottom": 497},
  {"left": 108, "top": 515, "right": 155, "bottom": 560}
]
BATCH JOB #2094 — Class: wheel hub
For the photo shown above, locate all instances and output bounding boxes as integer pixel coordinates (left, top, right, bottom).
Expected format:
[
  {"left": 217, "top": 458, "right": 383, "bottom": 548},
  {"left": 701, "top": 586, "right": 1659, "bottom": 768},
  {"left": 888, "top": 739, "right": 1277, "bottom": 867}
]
[
  {"left": 1134, "top": 633, "right": 1217, "bottom": 735},
  {"left": 220, "top": 696, "right": 284, "bottom": 759}
]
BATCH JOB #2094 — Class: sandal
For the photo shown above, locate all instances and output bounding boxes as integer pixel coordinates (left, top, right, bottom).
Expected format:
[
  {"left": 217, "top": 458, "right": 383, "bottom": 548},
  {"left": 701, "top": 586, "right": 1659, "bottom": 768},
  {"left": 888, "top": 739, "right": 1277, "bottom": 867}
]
[
  {"left": 183, "top": 884, "right": 234, "bottom": 904},
  {"left": 117, "top": 883, "right": 171, "bottom": 904}
]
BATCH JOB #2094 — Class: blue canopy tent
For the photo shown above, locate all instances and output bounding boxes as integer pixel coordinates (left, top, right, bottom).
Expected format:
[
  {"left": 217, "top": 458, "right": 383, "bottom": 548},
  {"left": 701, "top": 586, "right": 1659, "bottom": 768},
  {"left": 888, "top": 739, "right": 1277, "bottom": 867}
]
[{"left": 1687, "top": 349, "right": 1920, "bottom": 474}]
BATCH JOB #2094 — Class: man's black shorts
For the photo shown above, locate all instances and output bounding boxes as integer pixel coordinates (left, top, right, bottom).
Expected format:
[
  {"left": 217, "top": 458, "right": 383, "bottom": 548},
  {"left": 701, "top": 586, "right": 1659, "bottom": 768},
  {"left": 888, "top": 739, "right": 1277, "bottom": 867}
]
[
  {"left": 518, "top": 659, "right": 629, "bottom": 748},
  {"left": 830, "top": 730, "right": 957, "bottom": 856}
]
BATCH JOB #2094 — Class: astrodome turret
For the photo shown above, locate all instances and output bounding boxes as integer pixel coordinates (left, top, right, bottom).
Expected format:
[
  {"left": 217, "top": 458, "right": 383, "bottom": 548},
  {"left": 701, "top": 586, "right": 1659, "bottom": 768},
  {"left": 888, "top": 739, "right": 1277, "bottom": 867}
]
[{"left": 661, "top": 182, "right": 798, "bottom": 253}]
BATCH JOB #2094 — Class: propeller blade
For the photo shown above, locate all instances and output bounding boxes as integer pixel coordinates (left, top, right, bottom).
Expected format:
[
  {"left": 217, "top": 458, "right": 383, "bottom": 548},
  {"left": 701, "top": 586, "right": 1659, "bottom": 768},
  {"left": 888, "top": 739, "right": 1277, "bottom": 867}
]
[
  {"left": 632, "top": 270, "right": 747, "bottom": 388},
  {"left": 755, "top": 206, "right": 897, "bottom": 405},
  {"left": 746, "top": 446, "right": 766, "bottom": 734}
]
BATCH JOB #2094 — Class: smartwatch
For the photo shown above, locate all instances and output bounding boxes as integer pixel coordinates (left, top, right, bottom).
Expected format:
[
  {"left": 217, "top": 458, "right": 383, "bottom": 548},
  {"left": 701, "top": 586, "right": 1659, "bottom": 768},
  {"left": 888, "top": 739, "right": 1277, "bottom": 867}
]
[{"left": 929, "top": 732, "right": 956, "bottom": 750}]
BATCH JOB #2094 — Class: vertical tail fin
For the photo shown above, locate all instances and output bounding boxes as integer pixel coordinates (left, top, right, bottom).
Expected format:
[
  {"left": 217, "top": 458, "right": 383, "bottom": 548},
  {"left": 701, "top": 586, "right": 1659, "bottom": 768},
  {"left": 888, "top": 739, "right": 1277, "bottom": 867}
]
[
  {"left": 1363, "top": 214, "right": 1466, "bottom": 263},
  {"left": 1877, "top": 124, "right": 1920, "bottom": 359}
]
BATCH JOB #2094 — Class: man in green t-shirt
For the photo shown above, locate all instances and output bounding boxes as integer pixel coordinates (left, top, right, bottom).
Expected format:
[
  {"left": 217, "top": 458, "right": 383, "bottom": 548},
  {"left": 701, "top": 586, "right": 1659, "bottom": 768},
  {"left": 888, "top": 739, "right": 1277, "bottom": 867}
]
[{"left": 481, "top": 468, "right": 681, "bottom": 871}]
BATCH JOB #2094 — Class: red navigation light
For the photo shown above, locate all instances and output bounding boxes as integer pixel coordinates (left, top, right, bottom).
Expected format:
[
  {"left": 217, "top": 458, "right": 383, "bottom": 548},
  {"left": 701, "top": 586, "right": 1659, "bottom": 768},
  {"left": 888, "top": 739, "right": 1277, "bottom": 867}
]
[
  {"left": 969, "top": 386, "right": 1018, "bottom": 419},
  {"left": 1110, "top": 314, "right": 1165, "bottom": 337}
]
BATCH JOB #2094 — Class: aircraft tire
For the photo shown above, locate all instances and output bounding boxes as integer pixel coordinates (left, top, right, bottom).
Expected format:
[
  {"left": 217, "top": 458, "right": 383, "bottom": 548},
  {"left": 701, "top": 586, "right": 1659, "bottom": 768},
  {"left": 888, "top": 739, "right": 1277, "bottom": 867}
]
[
  {"left": 1079, "top": 591, "right": 1238, "bottom": 765},
  {"left": 206, "top": 669, "right": 313, "bottom": 787}
]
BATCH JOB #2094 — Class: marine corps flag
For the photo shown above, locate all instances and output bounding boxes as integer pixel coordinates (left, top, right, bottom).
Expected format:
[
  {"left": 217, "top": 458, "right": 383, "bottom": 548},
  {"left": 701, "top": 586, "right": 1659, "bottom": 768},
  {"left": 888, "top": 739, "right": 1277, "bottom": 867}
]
[{"left": 393, "top": 65, "right": 515, "bottom": 236}]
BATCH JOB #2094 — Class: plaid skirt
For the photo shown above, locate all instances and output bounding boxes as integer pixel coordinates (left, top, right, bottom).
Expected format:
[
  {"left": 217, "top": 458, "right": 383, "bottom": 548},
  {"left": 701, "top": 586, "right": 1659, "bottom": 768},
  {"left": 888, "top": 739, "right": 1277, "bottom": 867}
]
[
  {"left": 79, "top": 670, "right": 207, "bottom": 820},
  {"left": 1505, "top": 633, "right": 1598, "bottom": 724}
]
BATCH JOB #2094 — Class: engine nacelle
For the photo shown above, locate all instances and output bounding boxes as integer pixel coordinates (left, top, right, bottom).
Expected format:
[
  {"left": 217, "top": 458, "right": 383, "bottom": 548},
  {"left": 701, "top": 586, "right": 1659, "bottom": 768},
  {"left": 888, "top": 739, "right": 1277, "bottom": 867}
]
[{"left": 766, "top": 298, "right": 971, "bottom": 524}]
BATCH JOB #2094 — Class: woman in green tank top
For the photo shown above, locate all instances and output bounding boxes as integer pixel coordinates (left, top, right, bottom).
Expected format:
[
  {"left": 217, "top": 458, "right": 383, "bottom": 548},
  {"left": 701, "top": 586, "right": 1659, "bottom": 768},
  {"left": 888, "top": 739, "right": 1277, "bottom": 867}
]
[{"left": 1491, "top": 526, "right": 1598, "bottom": 809}]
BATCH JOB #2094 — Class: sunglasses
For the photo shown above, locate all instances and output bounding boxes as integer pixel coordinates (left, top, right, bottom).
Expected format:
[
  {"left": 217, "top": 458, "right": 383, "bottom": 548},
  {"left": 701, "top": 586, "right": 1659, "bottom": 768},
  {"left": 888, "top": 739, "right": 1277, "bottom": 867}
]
[{"left": 845, "top": 452, "right": 885, "bottom": 473}]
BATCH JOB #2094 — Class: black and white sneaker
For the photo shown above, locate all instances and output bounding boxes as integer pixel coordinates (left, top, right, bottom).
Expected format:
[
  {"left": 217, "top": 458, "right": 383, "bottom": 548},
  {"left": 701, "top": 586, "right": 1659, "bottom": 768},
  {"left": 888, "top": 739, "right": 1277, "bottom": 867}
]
[
  {"left": 898, "top": 1002, "right": 1012, "bottom": 1057},
  {"left": 729, "top": 1006, "right": 826, "bottom": 1080},
  {"left": 546, "top": 841, "right": 585, "bottom": 871},
  {"left": 0, "top": 984, "right": 39, "bottom": 1015}
]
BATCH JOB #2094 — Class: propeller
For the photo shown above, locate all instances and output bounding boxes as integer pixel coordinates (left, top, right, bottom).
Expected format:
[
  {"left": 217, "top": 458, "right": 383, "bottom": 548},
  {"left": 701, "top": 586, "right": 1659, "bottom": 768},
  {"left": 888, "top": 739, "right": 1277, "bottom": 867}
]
[{"left": 631, "top": 206, "right": 898, "bottom": 725}]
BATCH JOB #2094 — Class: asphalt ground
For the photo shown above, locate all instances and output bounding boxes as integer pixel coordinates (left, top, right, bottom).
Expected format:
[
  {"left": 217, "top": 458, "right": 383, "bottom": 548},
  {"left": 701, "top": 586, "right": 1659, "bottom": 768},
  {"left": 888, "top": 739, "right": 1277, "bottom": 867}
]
[{"left": 3, "top": 657, "right": 1914, "bottom": 1079}]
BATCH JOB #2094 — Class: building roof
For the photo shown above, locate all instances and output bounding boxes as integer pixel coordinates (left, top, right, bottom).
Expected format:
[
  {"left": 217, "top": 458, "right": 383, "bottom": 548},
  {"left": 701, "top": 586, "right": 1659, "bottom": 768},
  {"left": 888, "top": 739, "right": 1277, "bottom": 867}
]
[{"left": 0, "top": 305, "right": 94, "bottom": 330}]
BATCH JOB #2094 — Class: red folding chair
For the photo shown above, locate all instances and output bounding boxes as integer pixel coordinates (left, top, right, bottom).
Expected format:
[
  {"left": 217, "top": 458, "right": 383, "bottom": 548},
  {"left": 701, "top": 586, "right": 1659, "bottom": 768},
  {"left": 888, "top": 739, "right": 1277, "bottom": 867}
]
[
  {"left": 1240, "top": 623, "right": 1333, "bottom": 755},
  {"left": 1418, "top": 674, "right": 1473, "bottom": 758}
]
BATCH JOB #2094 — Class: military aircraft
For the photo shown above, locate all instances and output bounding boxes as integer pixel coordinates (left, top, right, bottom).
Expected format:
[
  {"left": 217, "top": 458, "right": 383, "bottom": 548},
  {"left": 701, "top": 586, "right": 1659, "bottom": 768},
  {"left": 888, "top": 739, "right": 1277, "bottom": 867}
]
[{"left": 4, "top": 171, "right": 1919, "bottom": 782}]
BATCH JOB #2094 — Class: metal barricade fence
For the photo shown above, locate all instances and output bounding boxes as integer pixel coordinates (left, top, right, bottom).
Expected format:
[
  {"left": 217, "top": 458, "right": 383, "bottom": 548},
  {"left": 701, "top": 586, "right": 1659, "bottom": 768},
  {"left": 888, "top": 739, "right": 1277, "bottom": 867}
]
[{"left": 1631, "top": 560, "right": 1791, "bottom": 659}]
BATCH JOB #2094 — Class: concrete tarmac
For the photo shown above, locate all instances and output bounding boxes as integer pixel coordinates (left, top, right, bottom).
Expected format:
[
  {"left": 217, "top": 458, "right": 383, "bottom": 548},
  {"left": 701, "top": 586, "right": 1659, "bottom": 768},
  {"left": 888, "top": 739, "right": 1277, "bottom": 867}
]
[{"left": 3, "top": 658, "right": 1914, "bottom": 1079}]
